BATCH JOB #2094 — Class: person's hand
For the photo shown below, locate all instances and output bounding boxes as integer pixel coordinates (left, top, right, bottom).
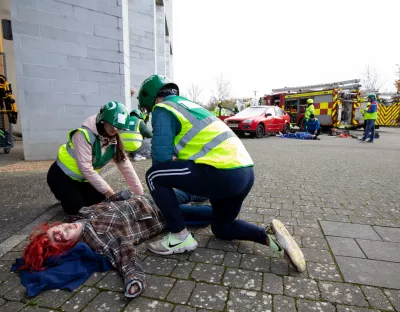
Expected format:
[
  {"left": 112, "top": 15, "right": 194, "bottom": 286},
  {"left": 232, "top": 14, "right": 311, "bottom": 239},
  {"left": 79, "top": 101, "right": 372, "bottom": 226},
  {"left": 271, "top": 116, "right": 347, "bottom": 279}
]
[
  {"left": 129, "top": 283, "right": 140, "bottom": 295},
  {"left": 172, "top": 156, "right": 178, "bottom": 161},
  {"left": 104, "top": 189, "right": 115, "bottom": 198},
  {"left": 130, "top": 88, "right": 136, "bottom": 97}
]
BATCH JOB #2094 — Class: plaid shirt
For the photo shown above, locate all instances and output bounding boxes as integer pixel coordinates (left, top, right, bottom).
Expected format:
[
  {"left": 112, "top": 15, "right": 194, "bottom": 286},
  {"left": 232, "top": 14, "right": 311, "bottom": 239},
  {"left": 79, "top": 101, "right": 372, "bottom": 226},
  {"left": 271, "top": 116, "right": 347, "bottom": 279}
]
[{"left": 78, "top": 194, "right": 166, "bottom": 296}]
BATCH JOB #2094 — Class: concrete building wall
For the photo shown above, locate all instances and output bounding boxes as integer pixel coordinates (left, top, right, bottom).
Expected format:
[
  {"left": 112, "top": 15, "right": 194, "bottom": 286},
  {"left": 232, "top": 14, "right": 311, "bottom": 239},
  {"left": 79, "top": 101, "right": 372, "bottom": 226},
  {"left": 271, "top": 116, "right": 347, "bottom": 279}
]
[{"left": 10, "top": 0, "right": 173, "bottom": 160}]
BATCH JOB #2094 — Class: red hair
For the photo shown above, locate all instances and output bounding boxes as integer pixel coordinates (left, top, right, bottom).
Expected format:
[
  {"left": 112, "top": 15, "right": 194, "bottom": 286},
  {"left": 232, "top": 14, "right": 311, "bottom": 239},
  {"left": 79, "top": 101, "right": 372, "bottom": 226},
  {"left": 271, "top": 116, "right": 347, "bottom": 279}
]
[{"left": 20, "top": 222, "right": 77, "bottom": 271}]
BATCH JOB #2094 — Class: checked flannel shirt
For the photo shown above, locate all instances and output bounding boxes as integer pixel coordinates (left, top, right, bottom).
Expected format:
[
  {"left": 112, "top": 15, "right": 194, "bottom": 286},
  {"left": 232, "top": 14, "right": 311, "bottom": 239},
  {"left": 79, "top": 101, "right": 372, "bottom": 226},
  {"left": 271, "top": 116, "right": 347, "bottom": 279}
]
[{"left": 77, "top": 194, "right": 167, "bottom": 297}]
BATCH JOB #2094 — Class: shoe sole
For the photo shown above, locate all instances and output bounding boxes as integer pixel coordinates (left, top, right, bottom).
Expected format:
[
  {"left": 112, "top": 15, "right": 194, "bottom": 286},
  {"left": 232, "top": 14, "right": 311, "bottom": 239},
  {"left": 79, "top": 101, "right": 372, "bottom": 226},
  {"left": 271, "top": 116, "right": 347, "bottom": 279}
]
[
  {"left": 148, "top": 241, "right": 198, "bottom": 255},
  {"left": 271, "top": 219, "right": 306, "bottom": 272}
]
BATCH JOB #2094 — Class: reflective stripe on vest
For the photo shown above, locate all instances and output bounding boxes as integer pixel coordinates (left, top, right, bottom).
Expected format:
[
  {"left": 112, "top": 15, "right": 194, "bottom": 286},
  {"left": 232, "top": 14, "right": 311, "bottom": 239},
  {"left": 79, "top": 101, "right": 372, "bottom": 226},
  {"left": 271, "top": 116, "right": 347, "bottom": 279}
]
[
  {"left": 120, "top": 121, "right": 143, "bottom": 152},
  {"left": 56, "top": 128, "right": 101, "bottom": 182},
  {"left": 155, "top": 100, "right": 253, "bottom": 169}
]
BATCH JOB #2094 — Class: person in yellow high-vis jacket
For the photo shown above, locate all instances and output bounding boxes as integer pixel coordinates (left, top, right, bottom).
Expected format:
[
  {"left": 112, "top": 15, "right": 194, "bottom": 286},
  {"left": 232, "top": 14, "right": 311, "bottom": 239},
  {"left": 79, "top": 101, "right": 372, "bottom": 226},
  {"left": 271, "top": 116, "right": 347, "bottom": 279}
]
[{"left": 136, "top": 75, "right": 305, "bottom": 273}]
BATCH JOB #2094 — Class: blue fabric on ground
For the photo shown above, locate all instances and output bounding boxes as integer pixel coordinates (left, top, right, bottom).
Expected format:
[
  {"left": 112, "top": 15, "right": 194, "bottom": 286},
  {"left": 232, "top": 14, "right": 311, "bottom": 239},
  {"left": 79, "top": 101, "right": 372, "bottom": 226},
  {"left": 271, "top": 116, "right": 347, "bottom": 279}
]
[
  {"left": 280, "top": 132, "right": 313, "bottom": 140},
  {"left": 11, "top": 242, "right": 112, "bottom": 297}
]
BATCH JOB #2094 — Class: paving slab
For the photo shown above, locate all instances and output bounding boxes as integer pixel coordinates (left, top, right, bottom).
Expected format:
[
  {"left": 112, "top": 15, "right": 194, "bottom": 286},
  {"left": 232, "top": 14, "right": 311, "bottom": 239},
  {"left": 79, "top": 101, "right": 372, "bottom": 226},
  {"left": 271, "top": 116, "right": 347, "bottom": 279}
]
[
  {"left": 191, "top": 263, "right": 225, "bottom": 284},
  {"left": 239, "top": 254, "right": 270, "bottom": 272},
  {"left": 273, "top": 295, "right": 296, "bottom": 312},
  {"left": 82, "top": 291, "right": 130, "bottom": 312},
  {"left": 61, "top": 287, "right": 100, "bottom": 312},
  {"left": 361, "top": 285, "right": 394, "bottom": 311},
  {"left": 357, "top": 239, "right": 400, "bottom": 262},
  {"left": 373, "top": 226, "right": 400, "bottom": 243},
  {"left": 143, "top": 275, "right": 175, "bottom": 300},
  {"left": 262, "top": 272, "right": 283, "bottom": 295},
  {"left": 188, "top": 283, "right": 228, "bottom": 311},
  {"left": 307, "top": 262, "right": 342, "bottom": 281},
  {"left": 271, "top": 258, "right": 289, "bottom": 275},
  {"left": 143, "top": 256, "right": 178, "bottom": 275},
  {"left": 384, "top": 289, "right": 400, "bottom": 311},
  {"left": 226, "top": 288, "right": 272, "bottom": 312},
  {"left": 1, "top": 301, "right": 25, "bottom": 312},
  {"left": 188, "top": 248, "right": 225, "bottom": 265},
  {"left": 319, "top": 281, "right": 368, "bottom": 306},
  {"left": 170, "top": 261, "right": 195, "bottom": 279},
  {"left": 302, "top": 248, "right": 335, "bottom": 264},
  {"left": 96, "top": 270, "right": 124, "bottom": 292},
  {"left": 166, "top": 280, "right": 196, "bottom": 305},
  {"left": 320, "top": 221, "right": 382, "bottom": 240},
  {"left": 327, "top": 236, "right": 365, "bottom": 258},
  {"left": 336, "top": 306, "right": 381, "bottom": 312},
  {"left": 296, "top": 299, "right": 336, "bottom": 312},
  {"left": 283, "top": 276, "right": 319, "bottom": 299},
  {"left": 222, "top": 268, "right": 262, "bottom": 291},
  {"left": 172, "top": 306, "right": 196, "bottom": 312},
  {"left": 336, "top": 256, "right": 400, "bottom": 289},
  {"left": 222, "top": 251, "right": 241, "bottom": 267},
  {"left": 124, "top": 297, "right": 174, "bottom": 312}
]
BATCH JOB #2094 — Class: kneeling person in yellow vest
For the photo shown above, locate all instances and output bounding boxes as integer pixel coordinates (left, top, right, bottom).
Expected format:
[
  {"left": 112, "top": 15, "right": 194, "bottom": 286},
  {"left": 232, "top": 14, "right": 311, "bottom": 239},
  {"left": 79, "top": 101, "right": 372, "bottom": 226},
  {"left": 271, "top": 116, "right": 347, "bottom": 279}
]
[
  {"left": 120, "top": 109, "right": 153, "bottom": 161},
  {"left": 47, "top": 102, "right": 144, "bottom": 216},
  {"left": 137, "top": 75, "right": 306, "bottom": 273}
]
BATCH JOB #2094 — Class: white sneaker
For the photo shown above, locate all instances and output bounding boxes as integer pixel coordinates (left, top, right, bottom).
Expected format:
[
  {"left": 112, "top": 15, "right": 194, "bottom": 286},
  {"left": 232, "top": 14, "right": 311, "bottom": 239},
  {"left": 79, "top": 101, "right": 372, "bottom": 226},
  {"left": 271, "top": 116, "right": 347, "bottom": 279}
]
[{"left": 133, "top": 155, "right": 146, "bottom": 161}]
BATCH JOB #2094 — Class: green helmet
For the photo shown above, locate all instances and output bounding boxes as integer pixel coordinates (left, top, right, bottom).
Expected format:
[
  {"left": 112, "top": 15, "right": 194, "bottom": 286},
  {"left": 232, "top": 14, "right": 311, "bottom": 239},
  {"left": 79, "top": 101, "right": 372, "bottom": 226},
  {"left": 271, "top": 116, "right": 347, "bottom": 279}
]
[
  {"left": 138, "top": 75, "right": 179, "bottom": 111},
  {"left": 97, "top": 101, "right": 130, "bottom": 130},
  {"left": 130, "top": 109, "right": 143, "bottom": 120},
  {"left": 367, "top": 93, "right": 376, "bottom": 101}
]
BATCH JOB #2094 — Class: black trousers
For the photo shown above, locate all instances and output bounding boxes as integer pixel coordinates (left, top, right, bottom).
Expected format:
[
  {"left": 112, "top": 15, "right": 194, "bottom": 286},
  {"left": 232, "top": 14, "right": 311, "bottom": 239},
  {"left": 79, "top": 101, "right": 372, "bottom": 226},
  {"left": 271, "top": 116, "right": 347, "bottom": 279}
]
[{"left": 47, "top": 161, "right": 105, "bottom": 215}]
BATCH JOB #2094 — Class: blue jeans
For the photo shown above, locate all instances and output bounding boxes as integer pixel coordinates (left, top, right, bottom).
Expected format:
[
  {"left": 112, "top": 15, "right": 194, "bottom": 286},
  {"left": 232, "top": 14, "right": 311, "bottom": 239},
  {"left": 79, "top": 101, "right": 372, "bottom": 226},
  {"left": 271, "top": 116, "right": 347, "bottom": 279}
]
[
  {"left": 175, "top": 189, "right": 212, "bottom": 225},
  {"left": 362, "top": 119, "right": 375, "bottom": 142},
  {"left": 147, "top": 161, "right": 267, "bottom": 245}
]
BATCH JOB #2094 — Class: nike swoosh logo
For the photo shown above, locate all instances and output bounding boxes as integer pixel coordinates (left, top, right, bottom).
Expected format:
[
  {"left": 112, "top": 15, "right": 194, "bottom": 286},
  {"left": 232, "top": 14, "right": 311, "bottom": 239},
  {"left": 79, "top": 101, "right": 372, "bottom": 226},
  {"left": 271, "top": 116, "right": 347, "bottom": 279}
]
[{"left": 168, "top": 242, "right": 182, "bottom": 248}]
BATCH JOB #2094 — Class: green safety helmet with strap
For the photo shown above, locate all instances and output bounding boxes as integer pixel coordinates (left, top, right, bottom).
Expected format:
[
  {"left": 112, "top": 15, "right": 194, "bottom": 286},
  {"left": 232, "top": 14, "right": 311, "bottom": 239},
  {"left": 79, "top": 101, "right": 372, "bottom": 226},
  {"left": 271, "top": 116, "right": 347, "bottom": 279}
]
[
  {"left": 307, "top": 98, "right": 314, "bottom": 104},
  {"left": 138, "top": 75, "right": 179, "bottom": 111},
  {"left": 367, "top": 93, "right": 377, "bottom": 101},
  {"left": 96, "top": 101, "right": 130, "bottom": 130},
  {"left": 130, "top": 109, "right": 143, "bottom": 120}
]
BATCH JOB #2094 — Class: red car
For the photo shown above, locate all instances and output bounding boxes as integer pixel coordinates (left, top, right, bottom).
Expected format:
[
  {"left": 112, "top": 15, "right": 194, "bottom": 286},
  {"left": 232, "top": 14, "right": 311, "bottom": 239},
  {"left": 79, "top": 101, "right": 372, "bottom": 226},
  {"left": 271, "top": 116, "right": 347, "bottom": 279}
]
[{"left": 224, "top": 106, "right": 290, "bottom": 138}]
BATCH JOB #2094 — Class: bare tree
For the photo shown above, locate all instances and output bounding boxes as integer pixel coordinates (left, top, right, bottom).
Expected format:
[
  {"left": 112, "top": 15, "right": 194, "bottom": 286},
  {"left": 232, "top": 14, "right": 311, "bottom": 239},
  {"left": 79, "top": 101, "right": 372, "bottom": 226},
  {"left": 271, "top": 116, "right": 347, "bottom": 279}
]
[
  {"left": 186, "top": 82, "right": 203, "bottom": 103},
  {"left": 215, "top": 74, "right": 231, "bottom": 102},
  {"left": 362, "top": 65, "right": 384, "bottom": 91}
]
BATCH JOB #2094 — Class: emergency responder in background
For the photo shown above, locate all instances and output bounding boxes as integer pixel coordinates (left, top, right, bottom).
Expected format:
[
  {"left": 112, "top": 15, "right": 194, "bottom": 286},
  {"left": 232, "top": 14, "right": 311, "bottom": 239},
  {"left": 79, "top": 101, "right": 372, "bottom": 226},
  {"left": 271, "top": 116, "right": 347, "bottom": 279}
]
[
  {"left": 120, "top": 109, "right": 153, "bottom": 161},
  {"left": 137, "top": 75, "right": 306, "bottom": 273},
  {"left": 360, "top": 102, "right": 372, "bottom": 140},
  {"left": 359, "top": 93, "right": 378, "bottom": 143},
  {"left": 233, "top": 103, "right": 239, "bottom": 114},
  {"left": 214, "top": 101, "right": 222, "bottom": 116},
  {"left": 47, "top": 102, "right": 144, "bottom": 215},
  {"left": 305, "top": 99, "right": 315, "bottom": 120},
  {"left": 246, "top": 101, "right": 251, "bottom": 108},
  {"left": 304, "top": 114, "right": 321, "bottom": 140}
]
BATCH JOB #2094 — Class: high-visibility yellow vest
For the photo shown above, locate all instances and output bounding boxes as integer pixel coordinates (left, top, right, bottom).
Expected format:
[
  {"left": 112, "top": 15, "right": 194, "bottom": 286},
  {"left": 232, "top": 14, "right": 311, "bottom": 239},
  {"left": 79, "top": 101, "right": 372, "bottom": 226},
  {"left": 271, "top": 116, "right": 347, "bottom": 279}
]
[
  {"left": 153, "top": 96, "right": 254, "bottom": 169},
  {"left": 57, "top": 127, "right": 115, "bottom": 181},
  {"left": 120, "top": 118, "right": 143, "bottom": 152},
  {"left": 214, "top": 106, "right": 221, "bottom": 116},
  {"left": 305, "top": 104, "right": 315, "bottom": 119}
]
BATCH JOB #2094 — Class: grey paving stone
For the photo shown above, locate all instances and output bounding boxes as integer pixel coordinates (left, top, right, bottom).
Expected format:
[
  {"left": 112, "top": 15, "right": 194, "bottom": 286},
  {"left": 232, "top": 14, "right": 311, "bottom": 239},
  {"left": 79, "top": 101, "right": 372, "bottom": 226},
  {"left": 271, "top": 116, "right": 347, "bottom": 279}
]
[
  {"left": 3, "top": 284, "right": 28, "bottom": 301},
  {"left": 262, "top": 272, "right": 283, "bottom": 294},
  {"left": 21, "top": 306, "right": 56, "bottom": 312},
  {"left": 327, "top": 236, "right": 365, "bottom": 258},
  {"left": 84, "top": 271, "right": 108, "bottom": 286},
  {"left": 33, "top": 289, "right": 73, "bottom": 308},
  {"left": 172, "top": 305, "right": 196, "bottom": 312},
  {"left": 273, "top": 295, "right": 296, "bottom": 312},
  {"left": 336, "top": 256, "right": 400, "bottom": 289},
  {"left": 0, "top": 298, "right": 5, "bottom": 306},
  {"left": 194, "top": 234, "right": 211, "bottom": 247},
  {"left": 124, "top": 297, "right": 174, "bottom": 312},
  {"left": 0, "top": 273, "right": 21, "bottom": 295},
  {"left": 96, "top": 270, "right": 124, "bottom": 292},
  {"left": 166, "top": 280, "right": 196, "bottom": 304},
  {"left": 0, "top": 301, "right": 25, "bottom": 312},
  {"left": 320, "top": 221, "right": 381, "bottom": 240},
  {"left": 283, "top": 276, "right": 319, "bottom": 299},
  {"left": 323, "top": 214, "right": 351, "bottom": 223},
  {"left": 0, "top": 251, "right": 22, "bottom": 261},
  {"left": 296, "top": 299, "right": 335, "bottom": 312},
  {"left": 336, "top": 305, "right": 380, "bottom": 312},
  {"left": 307, "top": 262, "right": 342, "bottom": 281},
  {"left": 384, "top": 289, "right": 400, "bottom": 311},
  {"left": 207, "top": 237, "right": 239, "bottom": 251},
  {"left": 319, "top": 282, "right": 368, "bottom": 306},
  {"left": 238, "top": 241, "right": 255, "bottom": 254},
  {"left": 361, "top": 285, "right": 394, "bottom": 311},
  {"left": 191, "top": 263, "right": 225, "bottom": 284},
  {"left": 143, "top": 275, "right": 175, "bottom": 299},
  {"left": 294, "top": 226, "right": 324, "bottom": 238},
  {"left": 302, "top": 248, "right": 335, "bottom": 264},
  {"left": 223, "top": 268, "right": 262, "bottom": 291},
  {"left": 143, "top": 256, "right": 178, "bottom": 275},
  {"left": 195, "top": 226, "right": 212, "bottom": 235},
  {"left": 188, "top": 248, "right": 225, "bottom": 265},
  {"left": 188, "top": 283, "right": 228, "bottom": 311},
  {"left": 271, "top": 258, "right": 289, "bottom": 275},
  {"left": 222, "top": 251, "right": 241, "bottom": 267},
  {"left": 170, "top": 261, "right": 195, "bottom": 279},
  {"left": 239, "top": 254, "right": 270, "bottom": 272},
  {"left": 373, "top": 226, "right": 400, "bottom": 243},
  {"left": 226, "top": 288, "right": 272, "bottom": 312},
  {"left": 62, "top": 287, "right": 100, "bottom": 312},
  {"left": 357, "top": 239, "right": 400, "bottom": 262},
  {"left": 301, "top": 236, "right": 329, "bottom": 249},
  {"left": 296, "top": 219, "right": 320, "bottom": 229},
  {"left": 81, "top": 291, "right": 130, "bottom": 311}
]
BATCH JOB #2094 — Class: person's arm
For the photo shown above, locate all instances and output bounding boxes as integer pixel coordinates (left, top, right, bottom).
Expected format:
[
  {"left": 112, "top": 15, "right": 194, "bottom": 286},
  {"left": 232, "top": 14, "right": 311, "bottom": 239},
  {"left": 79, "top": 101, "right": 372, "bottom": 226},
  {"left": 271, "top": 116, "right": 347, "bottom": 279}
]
[
  {"left": 71, "top": 132, "right": 113, "bottom": 195},
  {"left": 115, "top": 159, "right": 144, "bottom": 195},
  {"left": 304, "top": 120, "right": 308, "bottom": 131},
  {"left": 139, "top": 120, "right": 153, "bottom": 138},
  {"left": 151, "top": 107, "right": 179, "bottom": 164},
  {"left": 316, "top": 120, "right": 321, "bottom": 130},
  {"left": 367, "top": 102, "right": 377, "bottom": 113}
]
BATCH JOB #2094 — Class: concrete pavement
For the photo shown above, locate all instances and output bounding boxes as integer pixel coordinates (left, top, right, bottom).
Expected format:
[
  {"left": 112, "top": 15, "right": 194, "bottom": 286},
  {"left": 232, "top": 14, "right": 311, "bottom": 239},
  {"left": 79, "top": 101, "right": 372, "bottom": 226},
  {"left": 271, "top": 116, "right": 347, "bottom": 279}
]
[{"left": 0, "top": 129, "right": 400, "bottom": 311}]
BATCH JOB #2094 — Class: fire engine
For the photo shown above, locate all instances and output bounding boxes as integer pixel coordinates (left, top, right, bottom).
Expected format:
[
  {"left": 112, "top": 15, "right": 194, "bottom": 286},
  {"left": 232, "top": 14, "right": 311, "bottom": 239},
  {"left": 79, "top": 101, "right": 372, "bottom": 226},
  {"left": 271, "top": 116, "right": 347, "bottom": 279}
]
[
  {"left": 260, "top": 79, "right": 364, "bottom": 129},
  {"left": 361, "top": 92, "right": 400, "bottom": 127}
]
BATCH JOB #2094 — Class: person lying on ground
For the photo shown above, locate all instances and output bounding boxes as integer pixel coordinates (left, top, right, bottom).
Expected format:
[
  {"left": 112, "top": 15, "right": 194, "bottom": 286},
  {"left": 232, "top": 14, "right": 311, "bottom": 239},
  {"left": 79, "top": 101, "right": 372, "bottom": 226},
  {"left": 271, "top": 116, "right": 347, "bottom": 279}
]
[{"left": 18, "top": 192, "right": 305, "bottom": 299}]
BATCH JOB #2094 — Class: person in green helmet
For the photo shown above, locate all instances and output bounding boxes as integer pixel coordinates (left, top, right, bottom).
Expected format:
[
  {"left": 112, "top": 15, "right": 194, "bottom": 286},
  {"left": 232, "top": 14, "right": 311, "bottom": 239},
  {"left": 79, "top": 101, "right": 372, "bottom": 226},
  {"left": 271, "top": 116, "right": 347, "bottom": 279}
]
[
  {"left": 47, "top": 102, "right": 144, "bottom": 215},
  {"left": 359, "top": 93, "right": 378, "bottom": 143},
  {"left": 120, "top": 109, "right": 153, "bottom": 161},
  {"left": 137, "top": 75, "right": 306, "bottom": 274}
]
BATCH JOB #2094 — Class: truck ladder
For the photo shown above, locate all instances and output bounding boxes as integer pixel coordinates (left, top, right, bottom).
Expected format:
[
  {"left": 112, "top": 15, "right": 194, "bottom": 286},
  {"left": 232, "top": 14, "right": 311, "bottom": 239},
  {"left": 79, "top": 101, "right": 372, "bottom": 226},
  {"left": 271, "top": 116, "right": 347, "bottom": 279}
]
[{"left": 272, "top": 79, "right": 361, "bottom": 93}]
